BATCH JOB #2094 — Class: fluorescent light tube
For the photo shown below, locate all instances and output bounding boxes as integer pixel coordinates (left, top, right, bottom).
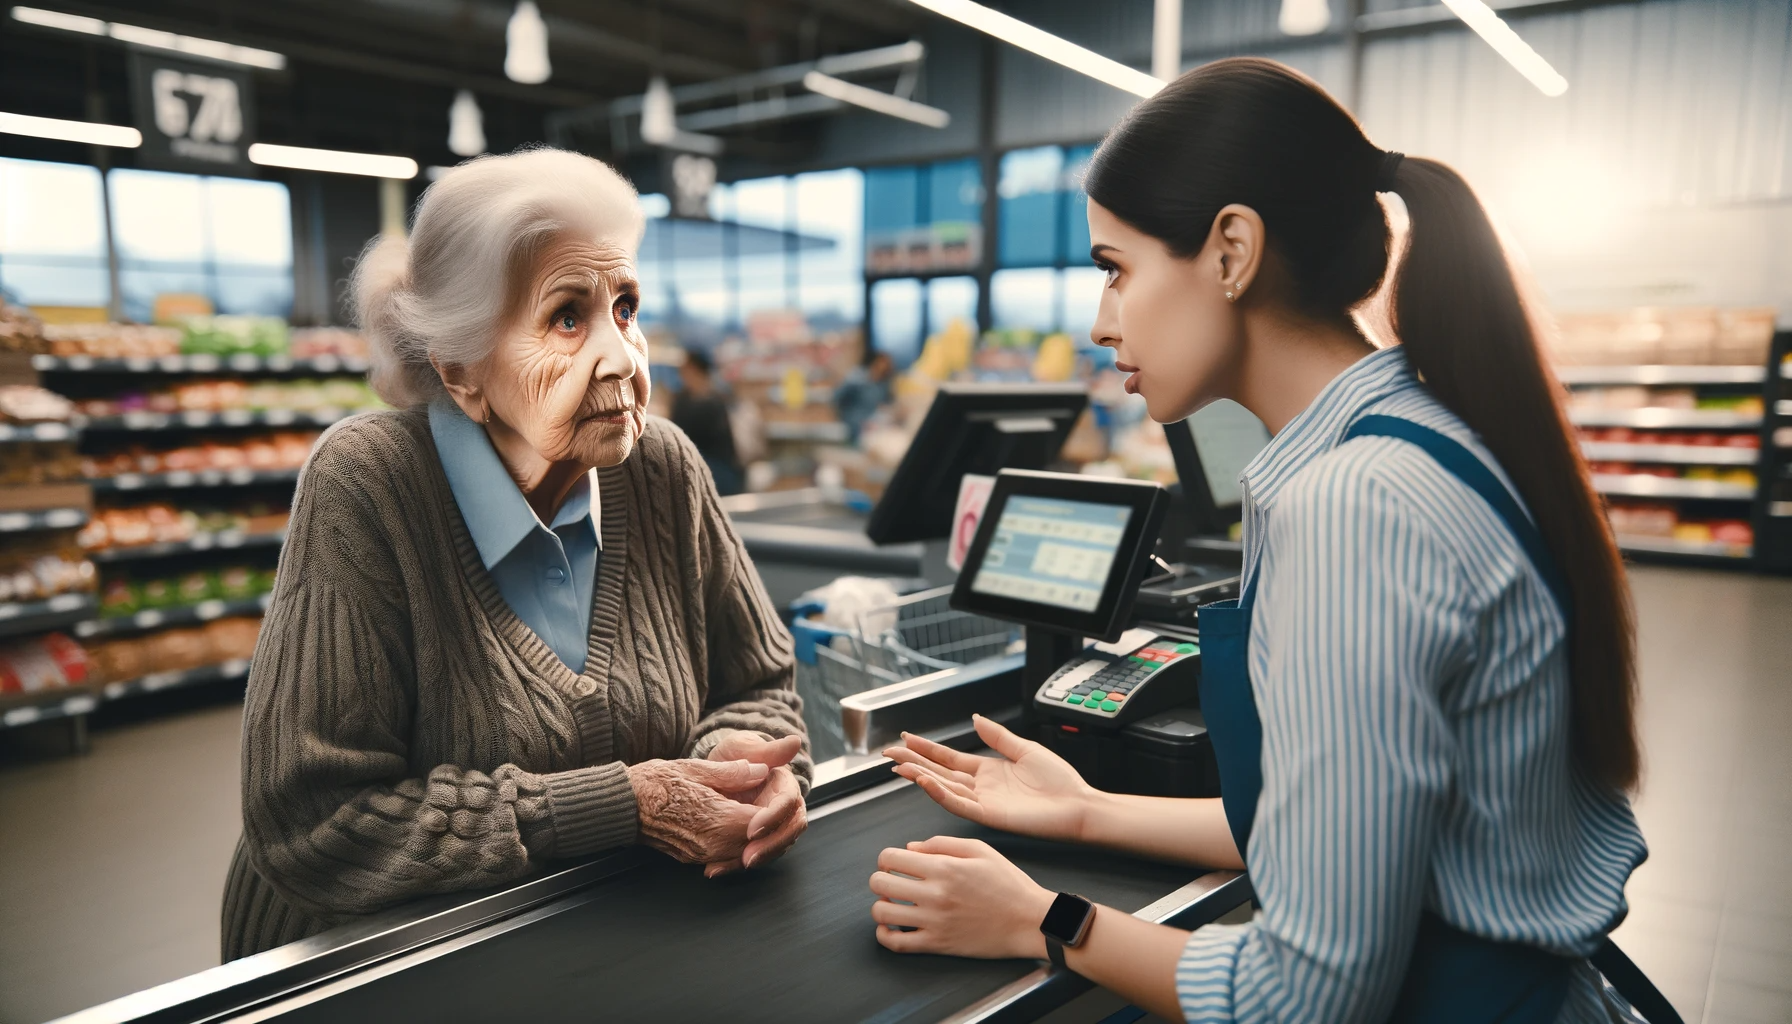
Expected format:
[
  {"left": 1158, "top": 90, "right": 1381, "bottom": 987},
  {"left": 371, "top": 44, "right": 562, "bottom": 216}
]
[
  {"left": 247, "top": 143, "right": 418, "bottom": 179},
  {"left": 11, "top": 6, "right": 285, "bottom": 70},
  {"left": 802, "top": 72, "right": 951, "bottom": 128},
  {"left": 0, "top": 110, "right": 141, "bottom": 147},
  {"left": 905, "top": 0, "right": 1163, "bottom": 98},
  {"left": 1440, "top": 0, "right": 1567, "bottom": 96},
  {"left": 10, "top": 5, "right": 103, "bottom": 34}
]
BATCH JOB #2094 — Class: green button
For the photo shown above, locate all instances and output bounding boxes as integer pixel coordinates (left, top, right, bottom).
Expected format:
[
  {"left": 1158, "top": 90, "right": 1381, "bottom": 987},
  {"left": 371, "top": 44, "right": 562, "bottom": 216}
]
[
  {"left": 1089, "top": 690, "right": 1107, "bottom": 701},
  {"left": 1065, "top": 695, "right": 1084, "bottom": 705},
  {"left": 1099, "top": 700, "right": 1120, "bottom": 712},
  {"left": 1176, "top": 643, "right": 1198, "bottom": 655}
]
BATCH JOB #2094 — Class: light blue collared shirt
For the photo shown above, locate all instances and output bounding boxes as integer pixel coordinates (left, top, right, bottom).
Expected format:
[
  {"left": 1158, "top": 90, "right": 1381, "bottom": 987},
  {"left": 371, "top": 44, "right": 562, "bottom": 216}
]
[
  {"left": 1174, "top": 347, "right": 1646, "bottom": 1023},
  {"left": 429, "top": 397, "right": 602, "bottom": 673}
]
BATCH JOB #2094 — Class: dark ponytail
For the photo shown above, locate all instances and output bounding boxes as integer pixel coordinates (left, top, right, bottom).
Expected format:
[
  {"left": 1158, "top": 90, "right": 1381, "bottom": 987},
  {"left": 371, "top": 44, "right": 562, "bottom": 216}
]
[{"left": 1087, "top": 57, "right": 1639, "bottom": 791}]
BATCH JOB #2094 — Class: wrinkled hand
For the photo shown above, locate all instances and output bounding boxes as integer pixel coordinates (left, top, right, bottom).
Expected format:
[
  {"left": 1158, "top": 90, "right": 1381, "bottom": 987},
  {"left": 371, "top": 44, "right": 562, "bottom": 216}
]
[
  {"left": 703, "top": 733, "right": 808, "bottom": 877},
  {"left": 885, "top": 715, "right": 1095, "bottom": 841},
  {"left": 870, "top": 835, "right": 1055, "bottom": 959},
  {"left": 627, "top": 758, "right": 768, "bottom": 865}
]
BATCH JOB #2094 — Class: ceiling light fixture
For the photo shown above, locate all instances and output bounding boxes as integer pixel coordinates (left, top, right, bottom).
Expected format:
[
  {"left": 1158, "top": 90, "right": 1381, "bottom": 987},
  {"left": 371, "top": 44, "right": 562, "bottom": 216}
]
[
  {"left": 1278, "top": 0, "right": 1332, "bottom": 36},
  {"left": 801, "top": 72, "right": 950, "bottom": 128},
  {"left": 640, "top": 75, "right": 723, "bottom": 156},
  {"left": 904, "top": 0, "right": 1162, "bottom": 98},
  {"left": 504, "top": 1, "right": 551, "bottom": 85},
  {"left": 1440, "top": 0, "right": 1567, "bottom": 96},
  {"left": 0, "top": 110, "right": 142, "bottom": 147},
  {"left": 247, "top": 143, "right": 418, "bottom": 179},
  {"left": 10, "top": 6, "right": 286, "bottom": 70},
  {"left": 447, "top": 90, "right": 487, "bottom": 157}
]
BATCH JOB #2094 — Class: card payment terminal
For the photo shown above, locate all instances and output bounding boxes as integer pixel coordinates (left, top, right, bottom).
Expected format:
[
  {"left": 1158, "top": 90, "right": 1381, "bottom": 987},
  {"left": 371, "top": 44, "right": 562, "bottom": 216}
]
[{"left": 950, "top": 470, "right": 1220, "bottom": 796}]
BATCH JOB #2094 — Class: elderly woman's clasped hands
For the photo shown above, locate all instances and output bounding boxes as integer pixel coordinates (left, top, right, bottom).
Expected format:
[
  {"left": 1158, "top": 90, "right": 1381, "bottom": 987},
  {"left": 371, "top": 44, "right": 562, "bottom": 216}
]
[{"left": 630, "top": 733, "right": 808, "bottom": 877}]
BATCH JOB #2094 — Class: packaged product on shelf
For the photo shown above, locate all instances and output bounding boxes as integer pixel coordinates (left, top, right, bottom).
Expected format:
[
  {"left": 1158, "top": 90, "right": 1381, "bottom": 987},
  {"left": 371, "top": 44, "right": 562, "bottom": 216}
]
[
  {"left": 0, "top": 632, "right": 90, "bottom": 693},
  {"left": 289, "top": 327, "right": 370, "bottom": 360},
  {"left": 1606, "top": 502, "right": 1677, "bottom": 537},
  {"left": 83, "top": 616, "right": 263, "bottom": 685},
  {"left": 0, "top": 385, "right": 74, "bottom": 423},
  {"left": 0, "top": 541, "right": 97, "bottom": 603},
  {"left": 179, "top": 316, "right": 289, "bottom": 357},
  {"left": 0, "top": 300, "right": 45, "bottom": 353},
  {"left": 0, "top": 441, "right": 83, "bottom": 485},
  {"left": 1550, "top": 307, "right": 1775, "bottom": 366},
  {"left": 41, "top": 323, "right": 182, "bottom": 358},
  {"left": 79, "top": 430, "right": 322, "bottom": 479}
]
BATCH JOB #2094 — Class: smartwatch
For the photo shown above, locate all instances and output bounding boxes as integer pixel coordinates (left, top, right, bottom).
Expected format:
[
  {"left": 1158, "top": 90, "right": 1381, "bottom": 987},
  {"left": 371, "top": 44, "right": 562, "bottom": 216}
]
[{"left": 1039, "top": 892, "right": 1096, "bottom": 971}]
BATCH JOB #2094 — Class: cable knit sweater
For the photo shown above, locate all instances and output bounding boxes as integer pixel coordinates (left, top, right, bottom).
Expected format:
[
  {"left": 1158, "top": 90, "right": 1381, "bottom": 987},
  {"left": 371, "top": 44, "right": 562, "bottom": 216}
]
[{"left": 221, "top": 408, "right": 806, "bottom": 960}]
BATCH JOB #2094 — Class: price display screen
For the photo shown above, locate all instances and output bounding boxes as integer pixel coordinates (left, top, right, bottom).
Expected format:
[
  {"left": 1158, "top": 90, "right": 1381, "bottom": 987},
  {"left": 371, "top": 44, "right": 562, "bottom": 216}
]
[{"left": 969, "top": 498, "right": 1133, "bottom": 612}]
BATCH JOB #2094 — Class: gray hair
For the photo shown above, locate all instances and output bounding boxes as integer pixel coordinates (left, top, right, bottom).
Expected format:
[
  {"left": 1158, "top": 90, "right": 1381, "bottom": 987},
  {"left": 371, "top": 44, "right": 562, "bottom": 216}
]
[{"left": 350, "top": 147, "right": 644, "bottom": 407}]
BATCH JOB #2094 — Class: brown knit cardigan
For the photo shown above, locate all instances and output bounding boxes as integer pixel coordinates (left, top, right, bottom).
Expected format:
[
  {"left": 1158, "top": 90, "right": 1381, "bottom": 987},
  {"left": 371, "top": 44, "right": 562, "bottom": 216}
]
[{"left": 221, "top": 408, "right": 807, "bottom": 960}]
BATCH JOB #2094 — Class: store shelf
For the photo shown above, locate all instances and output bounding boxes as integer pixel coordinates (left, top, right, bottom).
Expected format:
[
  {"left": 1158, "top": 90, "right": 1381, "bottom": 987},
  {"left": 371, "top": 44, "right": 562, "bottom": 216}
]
[
  {"left": 88, "top": 530, "right": 285, "bottom": 564},
  {"left": 0, "top": 507, "right": 88, "bottom": 533},
  {"left": 1616, "top": 534, "right": 1753, "bottom": 559},
  {"left": 1773, "top": 501, "right": 1792, "bottom": 517},
  {"left": 0, "top": 421, "right": 77, "bottom": 442},
  {"left": 1568, "top": 408, "right": 1763, "bottom": 429},
  {"left": 33, "top": 354, "right": 369, "bottom": 375},
  {"left": 764, "top": 421, "right": 851, "bottom": 443},
  {"left": 88, "top": 468, "right": 301, "bottom": 493},
  {"left": 1556, "top": 365, "right": 1766, "bottom": 385},
  {"left": 0, "top": 592, "right": 99, "bottom": 637},
  {"left": 1581, "top": 442, "right": 1760, "bottom": 465},
  {"left": 72, "top": 594, "right": 272, "bottom": 639},
  {"left": 1591, "top": 474, "right": 1756, "bottom": 500},
  {"left": 102, "top": 657, "right": 251, "bottom": 701},
  {"left": 0, "top": 687, "right": 98, "bottom": 729},
  {"left": 74, "top": 408, "right": 356, "bottom": 432}
]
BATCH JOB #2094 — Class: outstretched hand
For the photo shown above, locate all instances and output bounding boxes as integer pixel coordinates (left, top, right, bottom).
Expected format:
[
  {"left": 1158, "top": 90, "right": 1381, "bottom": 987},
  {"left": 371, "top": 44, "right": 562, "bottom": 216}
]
[
  {"left": 703, "top": 732, "right": 808, "bottom": 877},
  {"left": 884, "top": 715, "right": 1096, "bottom": 842}
]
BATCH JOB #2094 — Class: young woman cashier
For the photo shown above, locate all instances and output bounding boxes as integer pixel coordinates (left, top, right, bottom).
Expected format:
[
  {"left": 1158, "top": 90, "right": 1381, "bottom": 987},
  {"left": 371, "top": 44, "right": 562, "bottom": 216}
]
[{"left": 870, "top": 58, "right": 1675, "bottom": 1023}]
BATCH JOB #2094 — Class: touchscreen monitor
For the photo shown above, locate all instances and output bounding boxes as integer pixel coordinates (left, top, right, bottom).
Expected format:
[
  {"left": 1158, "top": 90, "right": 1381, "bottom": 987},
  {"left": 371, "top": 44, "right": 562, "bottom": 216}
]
[{"left": 951, "top": 469, "right": 1168, "bottom": 641}]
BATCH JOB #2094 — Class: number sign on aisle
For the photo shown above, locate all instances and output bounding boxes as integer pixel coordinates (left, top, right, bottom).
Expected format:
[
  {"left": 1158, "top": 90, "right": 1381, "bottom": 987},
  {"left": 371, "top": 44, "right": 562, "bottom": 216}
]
[{"left": 128, "top": 53, "right": 256, "bottom": 174}]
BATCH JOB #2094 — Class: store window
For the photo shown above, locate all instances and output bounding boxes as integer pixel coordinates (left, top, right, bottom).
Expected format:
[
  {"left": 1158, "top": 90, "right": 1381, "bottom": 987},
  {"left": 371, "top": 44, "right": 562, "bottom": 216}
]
[
  {"left": 794, "top": 169, "right": 863, "bottom": 328},
  {"left": 0, "top": 157, "right": 110, "bottom": 308},
  {"left": 998, "top": 146, "right": 1064, "bottom": 268},
  {"left": 870, "top": 277, "right": 923, "bottom": 364},
  {"left": 990, "top": 267, "right": 1060, "bottom": 332},
  {"left": 864, "top": 158, "right": 982, "bottom": 279},
  {"left": 926, "top": 276, "right": 978, "bottom": 336},
  {"left": 108, "top": 169, "right": 293, "bottom": 322}
]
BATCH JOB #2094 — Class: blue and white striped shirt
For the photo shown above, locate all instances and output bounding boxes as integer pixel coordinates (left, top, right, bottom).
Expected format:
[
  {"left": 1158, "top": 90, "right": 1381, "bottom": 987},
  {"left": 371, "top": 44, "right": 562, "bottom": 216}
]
[{"left": 1176, "top": 346, "right": 1647, "bottom": 1023}]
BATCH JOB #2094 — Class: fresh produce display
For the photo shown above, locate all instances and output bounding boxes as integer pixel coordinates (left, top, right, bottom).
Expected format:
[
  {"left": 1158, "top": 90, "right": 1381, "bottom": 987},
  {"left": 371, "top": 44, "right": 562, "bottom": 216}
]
[
  {"left": 0, "top": 540, "right": 97, "bottom": 603},
  {"left": 175, "top": 316, "right": 289, "bottom": 357},
  {"left": 1606, "top": 502, "right": 1753, "bottom": 546},
  {"left": 40, "top": 323, "right": 183, "bottom": 358},
  {"left": 71, "top": 378, "right": 382, "bottom": 418},
  {"left": 98, "top": 564, "right": 273, "bottom": 618},
  {"left": 77, "top": 502, "right": 289, "bottom": 552},
  {"left": 0, "top": 385, "right": 75, "bottom": 423},
  {"left": 289, "top": 327, "right": 371, "bottom": 360},
  {"left": 0, "top": 300, "right": 45, "bottom": 352},
  {"left": 0, "top": 441, "right": 84, "bottom": 485},
  {"left": 80, "top": 430, "right": 320, "bottom": 478},
  {"left": 0, "top": 632, "right": 90, "bottom": 694},
  {"left": 1586, "top": 462, "right": 1758, "bottom": 488},
  {"left": 1578, "top": 427, "right": 1758, "bottom": 451},
  {"left": 82, "top": 616, "right": 261, "bottom": 685}
]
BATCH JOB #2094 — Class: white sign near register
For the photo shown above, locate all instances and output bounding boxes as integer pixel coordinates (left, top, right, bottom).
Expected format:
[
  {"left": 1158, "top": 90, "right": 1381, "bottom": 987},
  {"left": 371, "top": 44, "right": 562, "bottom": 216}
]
[{"left": 969, "top": 496, "right": 1132, "bottom": 611}]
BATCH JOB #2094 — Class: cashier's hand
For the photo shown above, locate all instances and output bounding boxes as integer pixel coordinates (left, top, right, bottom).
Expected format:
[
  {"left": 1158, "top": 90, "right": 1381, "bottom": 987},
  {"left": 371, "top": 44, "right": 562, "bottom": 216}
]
[
  {"left": 628, "top": 758, "right": 767, "bottom": 866},
  {"left": 702, "top": 732, "right": 808, "bottom": 878},
  {"left": 870, "top": 836, "right": 1054, "bottom": 960},
  {"left": 885, "top": 715, "right": 1095, "bottom": 842}
]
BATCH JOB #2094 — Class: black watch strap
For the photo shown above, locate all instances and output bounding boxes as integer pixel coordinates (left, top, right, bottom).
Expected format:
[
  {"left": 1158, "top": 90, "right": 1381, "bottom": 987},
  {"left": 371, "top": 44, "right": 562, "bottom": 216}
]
[{"left": 1045, "top": 934, "right": 1068, "bottom": 971}]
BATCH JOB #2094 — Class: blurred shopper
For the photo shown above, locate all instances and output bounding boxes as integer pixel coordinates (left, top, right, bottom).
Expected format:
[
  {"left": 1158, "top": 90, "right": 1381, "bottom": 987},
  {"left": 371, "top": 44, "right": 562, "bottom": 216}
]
[
  {"left": 874, "top": 58, "right": 1677, "bottom": 1024},
  {"left": 223, "top": 149, "right": 808, "bottom": 960},
  {"left": 670, "top": 348, "right": 743, "bottom": 495},
  {"left": 835, "top": 348, "right": 893, "bottom": 444}
]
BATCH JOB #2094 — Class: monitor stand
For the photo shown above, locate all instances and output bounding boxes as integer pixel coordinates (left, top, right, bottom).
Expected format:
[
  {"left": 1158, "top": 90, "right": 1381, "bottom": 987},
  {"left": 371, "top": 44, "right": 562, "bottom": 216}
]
[{"left": 1021, "top": 625, "right": 1082, "bottom": 736}]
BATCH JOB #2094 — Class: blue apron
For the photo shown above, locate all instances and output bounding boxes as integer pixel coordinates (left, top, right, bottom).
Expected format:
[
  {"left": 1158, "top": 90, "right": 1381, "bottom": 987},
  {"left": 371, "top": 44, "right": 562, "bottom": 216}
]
[{"left": 1195, "top": 414, "right": 1680, "bottom": 1024}]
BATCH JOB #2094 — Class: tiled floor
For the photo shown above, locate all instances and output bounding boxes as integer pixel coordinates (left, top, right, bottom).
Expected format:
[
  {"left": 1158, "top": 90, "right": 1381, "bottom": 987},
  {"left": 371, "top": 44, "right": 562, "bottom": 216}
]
[{"left": 0, "top": 564, "right": 1786, "bottom": 1023}]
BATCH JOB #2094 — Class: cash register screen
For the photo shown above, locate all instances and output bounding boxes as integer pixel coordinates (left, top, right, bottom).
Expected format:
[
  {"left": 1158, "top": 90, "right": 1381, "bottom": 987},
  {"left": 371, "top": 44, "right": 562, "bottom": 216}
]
[{"left": 969, "top": 497, "right": 1133, "bottom": 612}]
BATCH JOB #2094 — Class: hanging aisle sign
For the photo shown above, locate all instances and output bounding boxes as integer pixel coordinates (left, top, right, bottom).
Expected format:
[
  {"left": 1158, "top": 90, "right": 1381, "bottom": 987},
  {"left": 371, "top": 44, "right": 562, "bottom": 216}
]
[{"left": 128, "top": 52, "right": 256, "bottom": 175}]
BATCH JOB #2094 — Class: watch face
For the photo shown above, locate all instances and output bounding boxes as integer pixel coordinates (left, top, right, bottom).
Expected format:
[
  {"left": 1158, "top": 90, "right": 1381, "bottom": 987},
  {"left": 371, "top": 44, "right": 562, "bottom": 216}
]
[{"left": 1041, "top": 892, "right": 1095, "bottom": 946}]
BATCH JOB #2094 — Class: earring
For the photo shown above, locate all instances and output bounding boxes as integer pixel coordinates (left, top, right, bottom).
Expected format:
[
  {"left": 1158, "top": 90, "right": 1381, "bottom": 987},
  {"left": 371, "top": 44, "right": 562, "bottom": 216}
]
[{"left": 1225, "top": 289, "right": 1237, "bottom": 302}]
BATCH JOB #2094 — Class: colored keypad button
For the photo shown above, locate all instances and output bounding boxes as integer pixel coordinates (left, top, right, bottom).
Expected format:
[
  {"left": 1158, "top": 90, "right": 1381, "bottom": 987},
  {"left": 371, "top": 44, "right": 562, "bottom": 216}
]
[
  {"left": 1176, "top": 642, "right": 1198, "bottom": 655},
  {"left": 1065, "top": 695, "right": 1084, "bottom": 705},
  {"left": 1099, "top": 700, "right": 1120, "bottom": 712},
  {"left": 1090, "top": 690, "right": 1107, "bottom": 701}
]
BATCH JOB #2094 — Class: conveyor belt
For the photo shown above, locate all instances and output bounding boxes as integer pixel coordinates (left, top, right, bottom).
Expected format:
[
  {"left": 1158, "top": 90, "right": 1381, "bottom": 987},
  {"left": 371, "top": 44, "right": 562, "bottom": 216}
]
[{"left": 257, "top": 781, "right": 1209, "bottom": 1024}]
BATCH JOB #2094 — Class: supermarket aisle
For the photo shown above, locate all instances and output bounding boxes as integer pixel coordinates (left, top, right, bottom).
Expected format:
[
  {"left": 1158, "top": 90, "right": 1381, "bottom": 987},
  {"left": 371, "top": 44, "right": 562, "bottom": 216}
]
[{"left": 0, "top": 566, "right": 1787, "bottom": 1023}]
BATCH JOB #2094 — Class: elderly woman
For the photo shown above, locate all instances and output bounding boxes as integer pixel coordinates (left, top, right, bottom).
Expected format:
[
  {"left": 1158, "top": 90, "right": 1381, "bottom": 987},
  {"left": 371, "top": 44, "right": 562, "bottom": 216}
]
[{"left": 221, "top": 148, "right": 809, "bottom": 960}]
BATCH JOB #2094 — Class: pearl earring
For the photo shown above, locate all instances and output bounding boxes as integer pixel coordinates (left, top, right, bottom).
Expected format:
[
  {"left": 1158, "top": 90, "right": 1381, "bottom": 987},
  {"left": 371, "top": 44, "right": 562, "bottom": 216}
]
[{"left": 1225, "top": 289, "right": 1237, "bottom": 301}]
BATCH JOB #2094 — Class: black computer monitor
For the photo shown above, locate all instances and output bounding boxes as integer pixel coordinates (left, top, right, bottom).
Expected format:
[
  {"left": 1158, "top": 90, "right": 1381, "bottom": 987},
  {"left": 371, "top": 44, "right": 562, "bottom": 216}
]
[
  {"left": 1163, "top": 399, "right": 1271, "bottom": 537},
  {"left": 950, "top": 469, "right": 1169, "bottom": 642},
  {"left": 865, "top": 383, "right": 1089, "bottom": 545}
]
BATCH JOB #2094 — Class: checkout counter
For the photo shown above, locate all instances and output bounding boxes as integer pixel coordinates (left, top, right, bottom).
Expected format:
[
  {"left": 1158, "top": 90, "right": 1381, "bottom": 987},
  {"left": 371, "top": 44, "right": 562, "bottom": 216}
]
[{"left": 52, "top": 388, "right": 1267, "bottom": 1024}]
